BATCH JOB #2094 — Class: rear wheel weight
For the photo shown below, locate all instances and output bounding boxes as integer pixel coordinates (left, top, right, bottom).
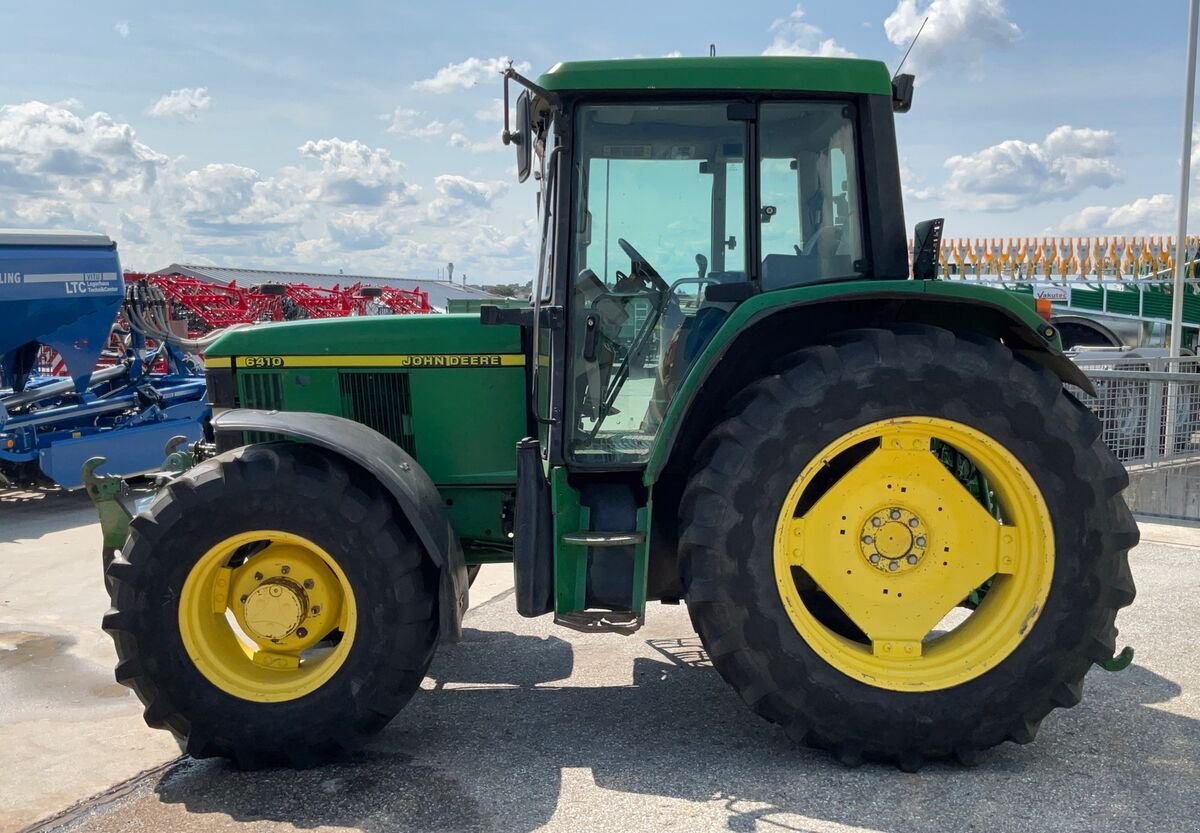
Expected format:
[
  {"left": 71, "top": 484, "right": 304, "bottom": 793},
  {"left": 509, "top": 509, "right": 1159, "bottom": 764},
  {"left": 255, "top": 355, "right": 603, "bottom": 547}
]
[
  {"left": 680, "top": 325, "right": 1137, "bottom": 767},
  {"left": 772, "top": 416, "right": 1055, "bottom": 692},
  {"left": 103, "top": 442, "right": 440, "bottom": 768}
]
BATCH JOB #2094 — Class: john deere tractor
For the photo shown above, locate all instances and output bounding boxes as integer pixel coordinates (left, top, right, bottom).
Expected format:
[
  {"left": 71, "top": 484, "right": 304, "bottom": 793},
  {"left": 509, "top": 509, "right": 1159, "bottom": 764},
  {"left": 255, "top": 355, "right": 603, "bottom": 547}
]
[{"left": 96, "top": 57, "right": 1137, "bottom": 770}]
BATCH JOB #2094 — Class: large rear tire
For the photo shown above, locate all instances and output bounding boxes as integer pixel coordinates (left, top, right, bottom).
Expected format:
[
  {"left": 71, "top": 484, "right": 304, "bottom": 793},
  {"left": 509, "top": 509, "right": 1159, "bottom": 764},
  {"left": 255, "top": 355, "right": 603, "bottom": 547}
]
[
  {"left": 680, "top": 325, "right": 1137, "bottom": 769},
  {"left": 103, "top": 442, "right": 439, "bottom": 768}
]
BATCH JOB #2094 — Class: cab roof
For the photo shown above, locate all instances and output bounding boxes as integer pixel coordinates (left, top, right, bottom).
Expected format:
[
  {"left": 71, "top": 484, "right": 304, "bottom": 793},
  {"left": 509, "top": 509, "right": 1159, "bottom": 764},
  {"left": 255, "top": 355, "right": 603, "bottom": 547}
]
[{"left": 536, "top": 57, "right": 893, "bottom": 97}]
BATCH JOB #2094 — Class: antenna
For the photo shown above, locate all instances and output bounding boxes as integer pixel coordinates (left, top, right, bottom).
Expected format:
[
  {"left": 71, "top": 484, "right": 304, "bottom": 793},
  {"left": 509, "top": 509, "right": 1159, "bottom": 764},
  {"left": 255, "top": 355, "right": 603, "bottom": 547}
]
[{"left": 893, "top": 15, "right": 928, "bottom": 79}]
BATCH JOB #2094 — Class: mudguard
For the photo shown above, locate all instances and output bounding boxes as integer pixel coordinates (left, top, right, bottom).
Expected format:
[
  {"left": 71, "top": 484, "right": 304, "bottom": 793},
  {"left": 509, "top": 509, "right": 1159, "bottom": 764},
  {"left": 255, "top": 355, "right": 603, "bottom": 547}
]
[
  {"left": 644, "top": 279, "right": 1095, "bottom": 486},
  {"left": 210, "top": 409, "right": 469, "bottom": 639}
]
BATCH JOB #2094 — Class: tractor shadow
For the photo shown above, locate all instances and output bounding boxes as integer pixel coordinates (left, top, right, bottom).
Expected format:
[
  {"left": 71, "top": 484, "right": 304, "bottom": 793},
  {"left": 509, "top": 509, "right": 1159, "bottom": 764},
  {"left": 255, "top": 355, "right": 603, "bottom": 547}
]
[{"left": 149, "top": 627, "right": 1200, "bottom": 833}]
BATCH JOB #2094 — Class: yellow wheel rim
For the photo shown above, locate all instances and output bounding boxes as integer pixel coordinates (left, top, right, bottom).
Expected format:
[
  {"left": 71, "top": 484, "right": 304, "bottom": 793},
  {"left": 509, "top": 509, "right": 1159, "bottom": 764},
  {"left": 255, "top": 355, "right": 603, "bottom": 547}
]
[
  {"left": 773, "top": 417, "right": 1054, "bottom": 692},
  {"left": 179, "top": 530, "right": 357, "bottom": 702}
]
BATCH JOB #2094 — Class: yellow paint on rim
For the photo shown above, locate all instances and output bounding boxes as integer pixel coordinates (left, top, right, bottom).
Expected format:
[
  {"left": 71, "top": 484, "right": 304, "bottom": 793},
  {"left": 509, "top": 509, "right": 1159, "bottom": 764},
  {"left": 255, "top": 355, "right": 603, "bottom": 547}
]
[
  {"left": 179, "top": 530, "right": 357, "bottom": 702},
  {"left": 773, "top": 417, "right": 1054, "bottom": 692}
]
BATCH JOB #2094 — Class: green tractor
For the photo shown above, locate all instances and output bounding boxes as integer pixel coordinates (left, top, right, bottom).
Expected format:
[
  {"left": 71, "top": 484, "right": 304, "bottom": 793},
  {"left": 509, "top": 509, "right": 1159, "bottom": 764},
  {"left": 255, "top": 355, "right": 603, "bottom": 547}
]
[{"left": 96, "top": 57, "right": 1137, "bottom": 770}]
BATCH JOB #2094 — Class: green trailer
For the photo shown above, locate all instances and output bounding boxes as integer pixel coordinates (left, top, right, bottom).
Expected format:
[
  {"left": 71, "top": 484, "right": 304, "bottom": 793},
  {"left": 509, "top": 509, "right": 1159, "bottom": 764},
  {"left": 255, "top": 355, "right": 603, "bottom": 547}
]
[{"left": 93, "top": 56, "right": 1136, "bottom": 771}]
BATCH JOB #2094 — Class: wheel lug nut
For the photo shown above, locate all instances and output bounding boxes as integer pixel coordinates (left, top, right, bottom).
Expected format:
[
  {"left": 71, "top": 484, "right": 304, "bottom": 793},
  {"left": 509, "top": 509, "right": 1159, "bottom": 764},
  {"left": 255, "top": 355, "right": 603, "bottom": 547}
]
[
  {"left": 906, "top": 555, "right": 919, "bottom": 565},
  {"left": 303, "top": 578, "right": 315, "bottom": 589},
  {"left": 869, "top": 554, "right": 881, "bottom": 564},
  {"left": 890, "top": 509, "right": 901, "bottom": 520},
  {"left": 862, "top": 535, "right": 874, "bottom": 544},
  {"left": 888, "top": 560, "right": 899, "bottom": 571},
  {"left": 871, "top": 517, "right": 883, "bottom": 528},
  {"left": 253, "top": 572, "right": 263, "bottom": 581},
  {"left": 280, "top": 565, "right": 290, "bottom": 575},
  {"left": 915, "top": 536, "right": 926, "bottom": 547},
  {"left": 240, "top": 594, "right": 248, "bottom": 603},
  {"left": 311, "top": 605, "right": 321, "bottom": 615},
  {"left": 296, "top": 627, "right": 308, "bottom": 638},
  {"left": 908, "top": 518, "right": 919, "bottom": 528}
]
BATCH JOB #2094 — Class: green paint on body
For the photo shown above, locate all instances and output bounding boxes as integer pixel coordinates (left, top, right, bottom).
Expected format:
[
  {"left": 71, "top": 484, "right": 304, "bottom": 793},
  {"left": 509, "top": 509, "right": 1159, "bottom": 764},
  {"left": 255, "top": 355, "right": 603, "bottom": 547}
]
[
  {"left": 215, "top": 313, "right": 529, "bottom": 558},
  {"left": 537, "top": 57, "right": 892, "bottom": 96},
  {"left": 551, "top": 467, "right": 589, "bottom": 614},
  {"left": 206, "top": 313, "right": 521, "bottom": 359}
]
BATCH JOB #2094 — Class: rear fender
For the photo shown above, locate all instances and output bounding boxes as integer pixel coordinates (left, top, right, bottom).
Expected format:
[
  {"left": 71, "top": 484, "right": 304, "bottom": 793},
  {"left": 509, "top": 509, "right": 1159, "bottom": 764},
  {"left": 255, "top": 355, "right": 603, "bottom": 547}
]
[
  {"left": 210, "top": 409, "right": 469, "bottom": 639},
  {"left": 645, "top": 279, "right": 1093, "bottom": 487}
]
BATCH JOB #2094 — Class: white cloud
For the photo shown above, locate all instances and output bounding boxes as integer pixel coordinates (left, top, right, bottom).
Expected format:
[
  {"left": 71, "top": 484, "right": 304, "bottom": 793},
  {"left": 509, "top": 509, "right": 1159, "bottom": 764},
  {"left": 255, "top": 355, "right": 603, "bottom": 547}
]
[
  {"left": 114, "top": 21, "right": 130, "bottom": 38},
  {"left": 0, "top": 101, "right": 166, "bottom": 199},
  {"left": 435, "top": 174, "right": 507, "bottom": 206},
  {"left": 412, "top": 56, "right": 531, "bottom": 94},
  {"left": 899, "top": 156, "right": 928, "bottom": 203},
  {"left": 474, "top": 99, "right": 508, "bottom": 123},
  {"left": 0, "top": 99, "right": 534, "bottom": 279},
  {"left": 425, "top": 175, "right": 509, "bottom": 222},
  {"left": 933, "top": 125, "right": 1121, "bottom": 211},
  {"left": 763, "top": 5, "right": 856, "bottom": 58},
  {"left": 1042, "top": 125, "right": 1116, "bottom": 158},
  {"left": 296, "top": 138, "right": 419, "bottom": 207},
  {"left": 147, "top": 87, "right": 212, "bottom": 122},
  {"left": 381, "top": 107, "right": 446, "bottom": 138},
  {"left": 449, "top": 131, "right": 502, "bottom": 154},
  {"left": 1059, "top": 194, "right": 1176, "bottom": 234},
  {"left": 1189, "top": 123, "right": 1200, "bottom": 174},
  {"left": 884, "top": 0, "right": 1020, "bottom": 77}
]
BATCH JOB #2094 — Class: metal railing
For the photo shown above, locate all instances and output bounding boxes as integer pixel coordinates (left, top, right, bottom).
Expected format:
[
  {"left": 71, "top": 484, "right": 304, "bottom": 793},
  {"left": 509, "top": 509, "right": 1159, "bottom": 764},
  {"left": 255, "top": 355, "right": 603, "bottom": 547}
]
[{"left": 1071, "top": 353, "right": 1200, "bottom": 520}]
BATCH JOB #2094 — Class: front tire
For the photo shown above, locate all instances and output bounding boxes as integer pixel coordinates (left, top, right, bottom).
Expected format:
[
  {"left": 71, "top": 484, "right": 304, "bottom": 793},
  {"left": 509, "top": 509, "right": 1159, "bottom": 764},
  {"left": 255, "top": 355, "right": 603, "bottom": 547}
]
[
  {"left": 103, "top": 442, "right": 439, "bottom": 768},
  {"left": 680, "top": 326, "right": 1137, "bottom": 768}
]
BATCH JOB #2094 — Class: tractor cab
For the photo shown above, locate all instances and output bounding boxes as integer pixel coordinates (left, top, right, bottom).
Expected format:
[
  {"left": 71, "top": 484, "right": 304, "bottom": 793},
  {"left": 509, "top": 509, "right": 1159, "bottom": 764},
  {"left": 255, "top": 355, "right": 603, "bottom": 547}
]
[{"left": 500, "top": 58, "right": 910, "bottom": 468}]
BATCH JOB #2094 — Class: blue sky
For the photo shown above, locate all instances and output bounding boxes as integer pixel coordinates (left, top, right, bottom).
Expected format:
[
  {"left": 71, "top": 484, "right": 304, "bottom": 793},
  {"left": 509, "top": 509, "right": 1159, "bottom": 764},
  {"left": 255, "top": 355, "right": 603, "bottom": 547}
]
[{"left": 0, "top": 1, "right": 1193, "bottom": 282}]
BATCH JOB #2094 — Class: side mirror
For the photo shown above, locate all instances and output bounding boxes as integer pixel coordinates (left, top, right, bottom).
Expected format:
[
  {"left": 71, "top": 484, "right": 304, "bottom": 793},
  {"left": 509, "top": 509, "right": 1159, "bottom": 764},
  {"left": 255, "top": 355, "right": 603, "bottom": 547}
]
[
  {"left": 912, "top": 218, "right": 944, "bottom": 280},
  {"left": 892, "top": 74, "right": 915, "bottom": 113},
  {"left": 512, "top": 91, "right": 532, "bottom": 183}
]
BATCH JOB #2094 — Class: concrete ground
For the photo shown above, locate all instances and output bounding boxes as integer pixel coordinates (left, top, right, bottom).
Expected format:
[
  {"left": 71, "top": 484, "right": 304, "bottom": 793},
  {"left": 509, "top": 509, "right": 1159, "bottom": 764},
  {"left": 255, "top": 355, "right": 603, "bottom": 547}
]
[{"left": 0, "top": 493, "right": 1197, "bottom": 833}]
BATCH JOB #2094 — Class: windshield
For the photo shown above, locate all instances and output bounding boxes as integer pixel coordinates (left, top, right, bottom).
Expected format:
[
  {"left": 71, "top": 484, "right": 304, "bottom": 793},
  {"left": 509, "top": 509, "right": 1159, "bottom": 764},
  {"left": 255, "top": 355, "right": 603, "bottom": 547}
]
[{"left": 567, "top": 102, "right": 747, "bottom": 464}]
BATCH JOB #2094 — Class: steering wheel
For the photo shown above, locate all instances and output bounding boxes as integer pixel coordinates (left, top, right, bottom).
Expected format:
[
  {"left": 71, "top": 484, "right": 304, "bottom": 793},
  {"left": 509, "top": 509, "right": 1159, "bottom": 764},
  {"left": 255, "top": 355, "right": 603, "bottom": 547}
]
[
  {"left": 618, "top": 238, "right": 669, "bottom": 293},
  {"left": 580, "top": 238, "right": 673, "bottom": 432}
]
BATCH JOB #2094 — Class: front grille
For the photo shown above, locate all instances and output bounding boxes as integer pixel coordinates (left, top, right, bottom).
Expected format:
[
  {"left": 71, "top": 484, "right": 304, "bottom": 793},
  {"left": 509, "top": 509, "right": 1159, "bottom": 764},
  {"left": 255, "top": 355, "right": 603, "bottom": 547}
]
[
  {"left": 338, "top": 371, "right": 416, "bottom": 455},
  {"left": 241, "top": 372, "right": 284, "bottom": 410},
  {"left": 238, "top": 372, "right": 285, "bottom": 445}
]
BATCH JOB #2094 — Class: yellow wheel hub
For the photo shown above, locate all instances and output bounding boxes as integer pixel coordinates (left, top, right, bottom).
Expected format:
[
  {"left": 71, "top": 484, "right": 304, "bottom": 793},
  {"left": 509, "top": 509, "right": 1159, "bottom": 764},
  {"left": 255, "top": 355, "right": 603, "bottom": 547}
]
[
  {"left": 179, "top": 530, "right": 357, "bottom": 702},
  {"left": 773, "top": 417, "right": 1054, "bottom": 692},
  {"left": 242, "top": 580, "right": 306, "bottom": 641},
  {"left": 859, "top": 507, "right": 928, "bottom": 573}
]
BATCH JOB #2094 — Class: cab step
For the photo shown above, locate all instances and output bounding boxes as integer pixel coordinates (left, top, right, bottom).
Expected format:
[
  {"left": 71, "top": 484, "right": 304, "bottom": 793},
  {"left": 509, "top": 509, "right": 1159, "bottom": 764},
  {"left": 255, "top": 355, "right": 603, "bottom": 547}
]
[
  {"left": 560, "top": 531, "right": 645, "bottom": 547},
  {"left": 554, "top": 609, "right": 643, "bottom": 634}
]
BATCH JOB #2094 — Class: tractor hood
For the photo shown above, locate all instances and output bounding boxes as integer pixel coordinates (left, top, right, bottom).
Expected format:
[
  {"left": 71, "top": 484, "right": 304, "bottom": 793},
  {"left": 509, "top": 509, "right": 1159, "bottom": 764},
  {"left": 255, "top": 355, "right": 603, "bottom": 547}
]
[
  {"left": 203, "top": 312, "right": 529, "bottom": 490},
  {"left": 205, "top": 313, "right": 522, "bottom": 364}
]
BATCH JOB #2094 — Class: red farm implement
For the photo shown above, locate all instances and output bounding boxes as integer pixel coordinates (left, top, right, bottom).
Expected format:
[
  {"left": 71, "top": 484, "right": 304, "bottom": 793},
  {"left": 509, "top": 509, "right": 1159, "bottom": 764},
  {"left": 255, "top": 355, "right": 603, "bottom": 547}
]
[{"left": 123, "top": 273, "right": 433, "bottom": 336}]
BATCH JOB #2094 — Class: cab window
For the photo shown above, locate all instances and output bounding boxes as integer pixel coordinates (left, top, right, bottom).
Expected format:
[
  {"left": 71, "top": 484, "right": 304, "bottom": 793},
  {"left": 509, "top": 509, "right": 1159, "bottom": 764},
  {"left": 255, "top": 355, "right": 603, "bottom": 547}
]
[{"left": 758, "top": 102, "right": 865, "bottom": 289}]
